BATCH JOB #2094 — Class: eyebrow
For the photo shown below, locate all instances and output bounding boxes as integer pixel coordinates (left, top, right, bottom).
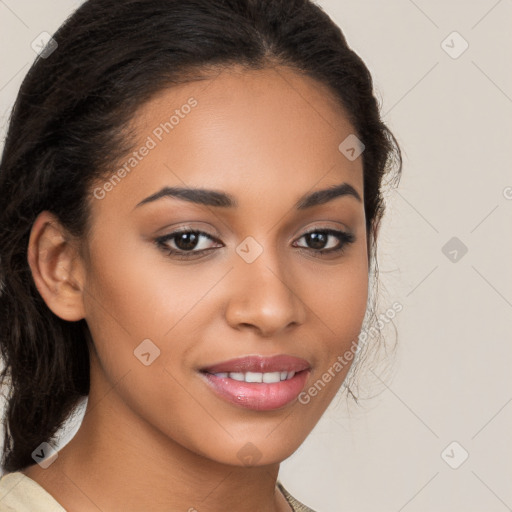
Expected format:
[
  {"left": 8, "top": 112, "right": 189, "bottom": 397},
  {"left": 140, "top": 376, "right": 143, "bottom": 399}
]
[{"left": 133, "top": 182, "right": 362, "bottom": 210}]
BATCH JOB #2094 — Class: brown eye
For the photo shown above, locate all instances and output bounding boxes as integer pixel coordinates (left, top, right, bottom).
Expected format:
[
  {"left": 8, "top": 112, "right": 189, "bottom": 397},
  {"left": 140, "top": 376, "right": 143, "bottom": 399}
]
[
  {"left": 294, "top": 228, "right": 355, "bottom": 255},
  {"left": 155, "top": 230, "right": 221, "bottom": 258},
  {"left": 155, "top": 227, "right": 355, "bottom": 260},
  {"left": 172, "top": 232, "right": 201, "bottom": 251}
]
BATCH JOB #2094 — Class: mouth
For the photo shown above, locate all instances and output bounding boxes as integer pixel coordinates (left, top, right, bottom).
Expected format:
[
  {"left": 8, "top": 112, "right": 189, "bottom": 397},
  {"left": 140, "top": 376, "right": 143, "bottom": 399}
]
[
  {"left": 203, "top": 369, "right": 299, "bottom": 383},
  {"left": 198, "top": 355, "right": 311, "bottom": 411}
]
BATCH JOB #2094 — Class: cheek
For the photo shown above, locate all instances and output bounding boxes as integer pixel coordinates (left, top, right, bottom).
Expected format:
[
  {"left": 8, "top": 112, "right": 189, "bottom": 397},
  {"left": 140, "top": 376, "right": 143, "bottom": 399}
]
[
  {"left": 84, "top": 231, "right": 189, "bottom": 337},
  {"left": 82, "top": 230, "right": 222, "bottom": 379},
  {"left": 81, "top": 232, "right": 167, "bottom": 369},
  {"left": 307, "top": 249, "right": 369, "bottom": 343},
  {"left": 299, "top": 245, "right": 369, "bottom": 407},
  {"left": 81, "top": 237, "right": 208, "bottom": 437}
]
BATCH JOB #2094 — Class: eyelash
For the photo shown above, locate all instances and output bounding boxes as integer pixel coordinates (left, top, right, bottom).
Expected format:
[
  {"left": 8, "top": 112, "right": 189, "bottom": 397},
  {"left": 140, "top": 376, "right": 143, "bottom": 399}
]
[{"left": 155, "top": 227, "right": 356, "bottom": 260}]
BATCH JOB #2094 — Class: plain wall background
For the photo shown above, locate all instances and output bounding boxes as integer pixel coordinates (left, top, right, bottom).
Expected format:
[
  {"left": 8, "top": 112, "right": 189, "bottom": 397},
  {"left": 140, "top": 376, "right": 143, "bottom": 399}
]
[{"left": 1, "top": 1, "right": 511, "bottom": 511}]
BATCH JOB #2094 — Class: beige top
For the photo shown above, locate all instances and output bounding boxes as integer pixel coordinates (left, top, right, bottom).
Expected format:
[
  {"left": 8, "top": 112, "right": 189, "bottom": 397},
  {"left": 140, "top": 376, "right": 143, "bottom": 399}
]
[
  {"left": 0, "top": 471, "right": 65, "bottom": 512},
  {"left": 0, "top": 471, "right": 316, "bottom": 512}
]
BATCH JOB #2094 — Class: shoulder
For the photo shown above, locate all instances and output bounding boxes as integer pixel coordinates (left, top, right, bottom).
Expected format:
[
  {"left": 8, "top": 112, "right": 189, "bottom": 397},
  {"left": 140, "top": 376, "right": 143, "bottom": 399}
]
[
  {"left": 277, "top": 480, "right": 318, "bottom": 512},
  {"left": 0, "top": 471, "right": 66, "bottom": 512}
]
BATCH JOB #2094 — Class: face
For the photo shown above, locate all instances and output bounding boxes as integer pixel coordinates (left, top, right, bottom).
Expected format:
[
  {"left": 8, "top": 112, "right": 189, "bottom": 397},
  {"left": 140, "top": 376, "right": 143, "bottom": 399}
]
[{"left": 80, "top": 65, "right": 368, "bottom": 466}]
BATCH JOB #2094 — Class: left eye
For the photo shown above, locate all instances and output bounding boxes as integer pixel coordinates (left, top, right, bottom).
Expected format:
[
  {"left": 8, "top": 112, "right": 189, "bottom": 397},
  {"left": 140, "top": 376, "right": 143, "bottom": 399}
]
[{"left": 294, "top": 229, "right": 353, "bottom": 252}]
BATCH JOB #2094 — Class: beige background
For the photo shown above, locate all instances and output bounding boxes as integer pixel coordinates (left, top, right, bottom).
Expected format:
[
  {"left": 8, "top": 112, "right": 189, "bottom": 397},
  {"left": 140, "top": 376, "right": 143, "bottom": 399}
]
[{"left": 1, "top": 1, "right": 511, "bottom": 511}]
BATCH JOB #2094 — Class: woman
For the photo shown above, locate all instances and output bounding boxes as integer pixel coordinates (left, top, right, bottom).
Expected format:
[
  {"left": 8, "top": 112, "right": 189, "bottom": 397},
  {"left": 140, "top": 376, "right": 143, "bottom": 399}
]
[{"left": 0, "top": 0, "right": 401, "bottom": 510}]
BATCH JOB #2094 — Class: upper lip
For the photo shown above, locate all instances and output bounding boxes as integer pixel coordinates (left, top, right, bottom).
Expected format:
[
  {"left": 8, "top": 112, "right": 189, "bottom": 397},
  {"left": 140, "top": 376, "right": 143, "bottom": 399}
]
[{"left": 200, "top": 354, "right": 311, "bottom": 374}]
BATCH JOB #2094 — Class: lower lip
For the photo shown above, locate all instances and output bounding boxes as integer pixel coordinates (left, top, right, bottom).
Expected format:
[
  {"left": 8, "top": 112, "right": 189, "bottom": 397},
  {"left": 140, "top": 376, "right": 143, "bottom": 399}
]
[{"left": 200, "top": 370, "right": 310, "bottom": 411}]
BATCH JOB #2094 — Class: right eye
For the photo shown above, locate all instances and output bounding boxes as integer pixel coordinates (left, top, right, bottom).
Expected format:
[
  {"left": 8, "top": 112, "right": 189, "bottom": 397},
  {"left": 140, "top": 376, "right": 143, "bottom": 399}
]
[{"left": 155, "top": 229, "right": 223, "bottom": 259}]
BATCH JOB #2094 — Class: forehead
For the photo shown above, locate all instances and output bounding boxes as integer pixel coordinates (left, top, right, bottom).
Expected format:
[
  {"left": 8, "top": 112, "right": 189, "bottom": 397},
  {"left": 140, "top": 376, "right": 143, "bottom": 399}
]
[
  {"left": 90, "top": 65, "right": 363, "bottom": 217},
  {"left": 137, "top": 64, "right": 355, "bottom": 149}
]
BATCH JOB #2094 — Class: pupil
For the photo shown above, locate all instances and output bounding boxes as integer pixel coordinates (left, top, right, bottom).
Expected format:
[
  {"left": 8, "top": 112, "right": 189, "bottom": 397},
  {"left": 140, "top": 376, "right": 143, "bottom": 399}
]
[
  {"left": 307, "top": 232, "right": 327, "bottom": 250},
  {"left": 176, "top": 232, "right": 198, "bottom": 251}
]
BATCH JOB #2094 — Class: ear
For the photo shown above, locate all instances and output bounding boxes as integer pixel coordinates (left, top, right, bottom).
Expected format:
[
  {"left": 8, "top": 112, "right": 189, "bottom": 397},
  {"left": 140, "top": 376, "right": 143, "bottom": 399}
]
[{"left": 27, "top": 211, "right": 87, "bottom": 321}]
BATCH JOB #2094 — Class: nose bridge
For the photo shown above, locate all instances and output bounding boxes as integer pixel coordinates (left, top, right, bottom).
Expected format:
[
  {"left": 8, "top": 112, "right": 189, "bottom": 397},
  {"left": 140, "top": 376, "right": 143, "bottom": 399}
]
[{"left": 225, "top": 234, "right": 305, "bottom": 335}]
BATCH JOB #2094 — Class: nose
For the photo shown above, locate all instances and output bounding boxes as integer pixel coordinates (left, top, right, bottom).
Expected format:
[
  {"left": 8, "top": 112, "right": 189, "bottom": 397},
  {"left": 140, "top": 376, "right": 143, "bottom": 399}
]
[{"left": 224, "top": 250, "right": 307, "bottom": 338}]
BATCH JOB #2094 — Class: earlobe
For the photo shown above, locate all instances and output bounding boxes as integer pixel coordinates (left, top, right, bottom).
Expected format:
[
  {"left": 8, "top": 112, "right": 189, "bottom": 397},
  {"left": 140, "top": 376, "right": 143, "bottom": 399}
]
[{"left": 27, "top": 210, "right": 86, "bottom": 322}]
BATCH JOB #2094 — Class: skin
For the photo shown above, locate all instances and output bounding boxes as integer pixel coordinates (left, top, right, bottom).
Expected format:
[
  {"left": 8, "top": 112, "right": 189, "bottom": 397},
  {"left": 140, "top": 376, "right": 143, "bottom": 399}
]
[{"left": 23, "top": 64, "right": 369, "bottom": 512}]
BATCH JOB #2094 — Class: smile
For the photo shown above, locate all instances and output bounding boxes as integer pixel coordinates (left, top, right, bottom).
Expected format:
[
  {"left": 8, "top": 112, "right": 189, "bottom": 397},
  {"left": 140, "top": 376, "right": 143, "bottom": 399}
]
[
  {"left": 199, "top": 355, "right": 311, "bottom": 411},
  {"left": 209, "top": 371, "right": 297, "bottom": 383}
]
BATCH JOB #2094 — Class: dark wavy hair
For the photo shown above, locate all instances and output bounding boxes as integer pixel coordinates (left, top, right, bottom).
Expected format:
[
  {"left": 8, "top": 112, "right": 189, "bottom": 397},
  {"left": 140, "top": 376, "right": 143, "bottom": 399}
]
[{"left": 0, "top": 0, "right": 401, "bottom": 473}]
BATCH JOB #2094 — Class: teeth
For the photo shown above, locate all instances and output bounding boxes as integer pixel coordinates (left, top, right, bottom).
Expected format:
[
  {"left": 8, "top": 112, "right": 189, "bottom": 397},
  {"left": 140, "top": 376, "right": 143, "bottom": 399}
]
[
  {"left": 246, "top": 371, "right": 263, "bottom": 383},
  {"left": 262, "top": 372, "right": 281, "bottom": 383},
  {"left": 212, "top": 371, "right": 297, "bottom": 383}
]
